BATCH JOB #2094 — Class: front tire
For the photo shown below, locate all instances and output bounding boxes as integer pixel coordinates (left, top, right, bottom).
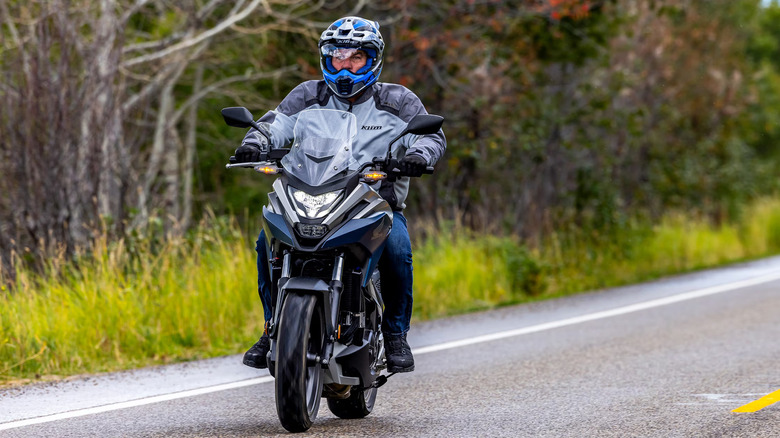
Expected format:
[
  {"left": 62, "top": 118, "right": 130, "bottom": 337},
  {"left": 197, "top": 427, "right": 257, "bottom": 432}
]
[{"left": 275, "top": 293, "right": 324, "bottom": 432}]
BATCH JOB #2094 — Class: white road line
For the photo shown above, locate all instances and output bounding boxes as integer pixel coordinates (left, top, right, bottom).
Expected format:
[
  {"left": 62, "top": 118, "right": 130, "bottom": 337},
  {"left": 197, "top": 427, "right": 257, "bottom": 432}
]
[
  {"left": 0, "top": 377, "right": 273, "bottom": 431},
  {"left": 414, "top": 271, "right": 780, "bottom": 355},
  {"left": 2, "top": 271, "right": 779, "bottom": 431}
]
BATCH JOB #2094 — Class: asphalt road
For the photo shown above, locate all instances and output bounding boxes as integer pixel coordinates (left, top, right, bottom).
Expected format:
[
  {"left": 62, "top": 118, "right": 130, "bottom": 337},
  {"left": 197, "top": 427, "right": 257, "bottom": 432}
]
[{"left": 2, "top": 256, "right": 780, "bottom": 437}]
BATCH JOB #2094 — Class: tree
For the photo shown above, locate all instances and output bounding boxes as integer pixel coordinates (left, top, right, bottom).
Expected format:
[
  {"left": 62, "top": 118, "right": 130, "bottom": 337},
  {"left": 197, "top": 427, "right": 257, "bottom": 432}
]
[{"left": 0, "top": 0, "right": 347, "bottom": 274}]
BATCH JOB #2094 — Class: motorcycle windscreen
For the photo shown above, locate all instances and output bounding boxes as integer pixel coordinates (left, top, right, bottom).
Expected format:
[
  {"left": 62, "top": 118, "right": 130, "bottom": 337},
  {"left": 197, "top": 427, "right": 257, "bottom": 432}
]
[{"left": 281, "top": 109, "right": 359, "bottom": 186}]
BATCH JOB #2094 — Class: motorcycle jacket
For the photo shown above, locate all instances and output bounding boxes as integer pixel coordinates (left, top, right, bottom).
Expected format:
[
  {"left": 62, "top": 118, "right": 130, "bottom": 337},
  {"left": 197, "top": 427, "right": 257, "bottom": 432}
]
[{"left": 244, "top": 80, "right": 446, "bottom": 210}]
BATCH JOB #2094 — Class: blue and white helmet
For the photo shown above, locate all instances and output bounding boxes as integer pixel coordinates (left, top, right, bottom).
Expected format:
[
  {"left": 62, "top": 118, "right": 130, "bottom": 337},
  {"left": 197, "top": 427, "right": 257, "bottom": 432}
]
[{"left": 319, "top": 17, "right": 384, "bottom": 98}]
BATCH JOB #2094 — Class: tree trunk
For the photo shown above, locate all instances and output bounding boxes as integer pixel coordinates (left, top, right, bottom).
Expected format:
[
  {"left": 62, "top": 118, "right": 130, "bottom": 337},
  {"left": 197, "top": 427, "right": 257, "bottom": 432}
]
[{"left": 182, "top": 64, "right": 204, "bottom": 231}]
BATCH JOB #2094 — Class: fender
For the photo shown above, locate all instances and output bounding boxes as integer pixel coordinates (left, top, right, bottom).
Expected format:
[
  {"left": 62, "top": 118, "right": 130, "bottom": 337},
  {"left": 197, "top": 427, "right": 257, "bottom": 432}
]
[{"left": 280, "top": 277, "right": 342, "bottom": 344}]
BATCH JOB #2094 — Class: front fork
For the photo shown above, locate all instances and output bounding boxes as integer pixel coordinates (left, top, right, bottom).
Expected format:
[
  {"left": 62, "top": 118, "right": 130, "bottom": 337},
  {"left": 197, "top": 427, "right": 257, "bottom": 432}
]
[
  {"left": 268, "top": 252, "right": 345, "bottom": 366},
  {"left": 268, "top": 250, "right": 292, "bottom": 337}
]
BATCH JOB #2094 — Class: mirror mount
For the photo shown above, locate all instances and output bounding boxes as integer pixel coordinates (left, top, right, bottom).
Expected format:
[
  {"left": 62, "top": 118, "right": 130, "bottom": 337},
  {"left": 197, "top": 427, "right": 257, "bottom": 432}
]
[
  {"left": 221, "top": 107, "right": 270, "bottom": 143},
  {"left": 384, "top": 114, "right": 444, "bottom": 164}
]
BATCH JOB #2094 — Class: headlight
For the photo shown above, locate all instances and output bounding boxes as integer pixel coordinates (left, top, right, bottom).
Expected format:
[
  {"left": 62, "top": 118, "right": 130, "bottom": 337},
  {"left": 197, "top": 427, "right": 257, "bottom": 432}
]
[{"left": 289, "top": 188, "right": 343, "bottom": 219}]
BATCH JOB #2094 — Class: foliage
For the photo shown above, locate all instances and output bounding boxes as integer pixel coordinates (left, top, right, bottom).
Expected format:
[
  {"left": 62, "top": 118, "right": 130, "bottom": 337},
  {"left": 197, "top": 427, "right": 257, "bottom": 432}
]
[
  {"left": 0, "top": 214, "right": 263, "bottom": 384},
  {"left": 0, "top": 0, "right": 351, "bottom": 276},
  {"left": 3, "top": 0, "right": 780, "bottom": 271},
  {"left": 380, "top": 0, "right": 780, "bottom": 239},
  {"left": 4, "top": 0, "right": 780, "bottom": 385},
  {"left": 4, "top": 196, "right": 780, "bottom": 385},
  {"left": 414, "top": 195, "right": 780, "bottom": 323}
]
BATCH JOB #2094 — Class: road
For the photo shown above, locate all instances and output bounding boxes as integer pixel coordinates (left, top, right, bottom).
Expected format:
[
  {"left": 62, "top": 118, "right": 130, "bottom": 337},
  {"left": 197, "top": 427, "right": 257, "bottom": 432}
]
[{"left": 2, "top": 256, "right": 780, "bottom": 437}]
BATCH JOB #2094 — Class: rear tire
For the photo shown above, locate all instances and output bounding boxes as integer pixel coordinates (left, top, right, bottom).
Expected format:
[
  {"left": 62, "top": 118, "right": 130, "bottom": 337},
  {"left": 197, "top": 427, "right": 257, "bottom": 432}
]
[
  {"left": 275, "top": 293, "right": 324, "bottom": 432},
  {"left": 327, "top": 386, "right": 377, "bottom": 419}
]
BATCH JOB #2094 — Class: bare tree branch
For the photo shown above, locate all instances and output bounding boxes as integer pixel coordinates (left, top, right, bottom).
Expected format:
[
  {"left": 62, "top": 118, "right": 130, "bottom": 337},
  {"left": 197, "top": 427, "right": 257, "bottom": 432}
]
[
  {"left": 121, "top": 53, "right": 193, "bottom": 112},
  {"left": 0, "top": 0, "right": 23, "bottom": 47},
  {"left": 133, "top": 61, "right": 187, "bottom": 229},
  {"left": 0, "top": 0, "right": 30, "bottom": 77},
  {"left": 168, "top": 65, "right": 299, "bottom": 126},
  {"left": 123, "top": 32, "right": 187, "bottom": 54},
  {"left": 120, "top": 0, "right": 151, "bottom": 25},
  {"left": 181, "top": 63, "right": 203, "bottom": 231},
  {"left": 255, "top": 0, "right": 334, "bottom": 31},
  {"left": 230, "top": 22, "right": 317, "bottom": 37},
  {"left": 122, "top": 1, "right": 236, "bottom": 54},
  {"left": 53, "top": 0, "right": 87, "bottom": 58},
  {"left": 346, "top": 0, "right": 369, "bottom": 17},
  {"left": 132, "top": 38, "right": 210, "bottom": 228},
  {"left": 197, "top": 0, "right": 228, "bottom": 21},
  {"left": 122, "top": 0, "right": 262, "bottom": 67}
]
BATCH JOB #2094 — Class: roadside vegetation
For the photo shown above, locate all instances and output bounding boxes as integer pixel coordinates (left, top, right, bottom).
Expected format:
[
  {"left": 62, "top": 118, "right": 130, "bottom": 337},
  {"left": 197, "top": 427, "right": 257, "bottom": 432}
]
[
  {"left": 2, "top": 197, "right": 780, "bottom": 387},
  {"left": 415, "top": 196, "right": 780, "bottom": 319},
  {"left": 4, "top": 0, "right": 780, "bottom": 388}
]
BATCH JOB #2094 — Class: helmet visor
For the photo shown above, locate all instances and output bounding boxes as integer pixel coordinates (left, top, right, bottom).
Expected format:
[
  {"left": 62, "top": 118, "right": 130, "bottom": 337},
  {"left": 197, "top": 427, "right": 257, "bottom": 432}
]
[
  {"left": 321, "top": 45, "right": 362, "bottom": 59},
  {"left": 321, "top": 45, "right": 373, "bottom": 74}
]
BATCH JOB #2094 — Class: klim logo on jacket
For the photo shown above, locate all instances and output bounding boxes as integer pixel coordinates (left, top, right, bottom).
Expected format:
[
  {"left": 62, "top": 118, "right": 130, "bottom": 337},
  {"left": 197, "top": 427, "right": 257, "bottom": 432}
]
[{"left": 362, "top": 125, "right": 382, "bottom": 130}]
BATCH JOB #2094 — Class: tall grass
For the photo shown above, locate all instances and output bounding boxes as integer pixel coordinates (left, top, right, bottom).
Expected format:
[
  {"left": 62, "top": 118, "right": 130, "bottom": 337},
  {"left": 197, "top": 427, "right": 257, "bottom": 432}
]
[
  {"left": 0, "top": 216, "right": 263, "bottom": 385},
  {"left": 2, "top": 197, "right": 780, "bottom": 386},
  {"left": 413, "top": 197, "right": 780, "bottom": 319}
]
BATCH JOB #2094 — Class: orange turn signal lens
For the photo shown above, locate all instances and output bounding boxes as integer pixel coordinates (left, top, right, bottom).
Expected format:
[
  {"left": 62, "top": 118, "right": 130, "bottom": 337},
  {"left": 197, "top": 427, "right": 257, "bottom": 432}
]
[
  {"left": 255, "top": 164, "right": 280, "bottom": 175},
  {"left": 361, "top": 171, "right": 387, "bottom": 182}
]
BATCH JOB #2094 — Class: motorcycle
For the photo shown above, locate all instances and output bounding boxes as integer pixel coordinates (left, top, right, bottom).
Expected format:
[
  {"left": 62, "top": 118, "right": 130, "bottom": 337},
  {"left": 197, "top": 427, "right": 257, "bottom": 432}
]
[{"left": 222, "top": 106, "right": 443, "bottom": 432}]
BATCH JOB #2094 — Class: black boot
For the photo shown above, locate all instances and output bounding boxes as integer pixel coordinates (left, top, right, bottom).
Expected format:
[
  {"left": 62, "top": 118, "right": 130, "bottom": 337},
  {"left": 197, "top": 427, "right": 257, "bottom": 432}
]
[
  {"left": 384, "top": 333, "right": 414, "bottom": 373},
  {"left": 243, "top": 334, "right": 270, "bottom": 369}
]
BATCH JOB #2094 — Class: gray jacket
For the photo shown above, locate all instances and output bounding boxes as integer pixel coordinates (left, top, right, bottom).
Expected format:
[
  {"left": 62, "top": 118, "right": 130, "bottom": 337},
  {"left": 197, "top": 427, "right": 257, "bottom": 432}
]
[{"left": 243, "top": 80, "right": 446, "bottom": 210}]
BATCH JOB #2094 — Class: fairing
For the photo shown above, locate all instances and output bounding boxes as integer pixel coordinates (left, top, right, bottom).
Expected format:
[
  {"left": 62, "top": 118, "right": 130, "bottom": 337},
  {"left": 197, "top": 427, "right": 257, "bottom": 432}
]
[{"left": 280, "top": 109, "right": 359, "bottom": 187}]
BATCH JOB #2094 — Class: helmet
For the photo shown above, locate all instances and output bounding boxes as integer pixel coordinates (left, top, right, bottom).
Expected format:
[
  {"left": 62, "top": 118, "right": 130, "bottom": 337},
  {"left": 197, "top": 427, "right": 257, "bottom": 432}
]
[{"left": 319, "top": 17, "right": 384, "bottom": 98}]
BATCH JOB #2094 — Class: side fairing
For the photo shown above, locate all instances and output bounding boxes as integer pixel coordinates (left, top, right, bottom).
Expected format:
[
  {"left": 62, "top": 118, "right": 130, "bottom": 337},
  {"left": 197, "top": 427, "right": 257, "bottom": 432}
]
[
  {"left": 262, "top": 205, "right": 295, "bottom": 247},
  {"left": 321, "top": 213, "right": 392, "bottom": 256}
]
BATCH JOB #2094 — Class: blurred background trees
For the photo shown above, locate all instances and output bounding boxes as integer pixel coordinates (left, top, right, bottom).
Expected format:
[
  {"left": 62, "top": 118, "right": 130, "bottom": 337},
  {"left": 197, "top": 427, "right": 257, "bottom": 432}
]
[{"left": 1, "top": 0, "right": 779, "bottom": 274}]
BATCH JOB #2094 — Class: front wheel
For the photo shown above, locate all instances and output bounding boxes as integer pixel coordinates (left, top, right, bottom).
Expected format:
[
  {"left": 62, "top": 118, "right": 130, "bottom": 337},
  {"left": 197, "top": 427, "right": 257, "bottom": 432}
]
[
  {"left": 327, "top": 386, "right": 377, "bottom": 418},
  {"left": 275, "top": 293, "right": 324, "bottom": 432}
]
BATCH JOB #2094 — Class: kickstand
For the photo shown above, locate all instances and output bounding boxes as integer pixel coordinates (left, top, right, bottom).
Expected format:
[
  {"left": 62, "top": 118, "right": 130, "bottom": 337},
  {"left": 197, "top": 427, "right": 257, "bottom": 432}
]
[{"left": 372, "top": 372, "right": 397, "bottom": 389}]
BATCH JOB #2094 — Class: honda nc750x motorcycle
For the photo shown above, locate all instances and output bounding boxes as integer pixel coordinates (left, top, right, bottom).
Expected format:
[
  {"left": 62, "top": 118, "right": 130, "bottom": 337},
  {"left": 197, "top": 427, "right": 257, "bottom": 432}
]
[{"left": 222, "top": 106, "right": 443, "bottom": 433}]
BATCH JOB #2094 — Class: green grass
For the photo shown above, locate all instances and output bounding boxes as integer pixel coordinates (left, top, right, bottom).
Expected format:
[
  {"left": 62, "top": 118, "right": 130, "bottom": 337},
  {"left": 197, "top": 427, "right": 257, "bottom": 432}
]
[
  {"left": 413, "top": 197, "right": 780, "bottom": 319},
  {"left": 2, "top": 197, "right": 780, "bottom": 387},
  {"left": 0, "top": 216, "right": 264, "bottom": 386}
]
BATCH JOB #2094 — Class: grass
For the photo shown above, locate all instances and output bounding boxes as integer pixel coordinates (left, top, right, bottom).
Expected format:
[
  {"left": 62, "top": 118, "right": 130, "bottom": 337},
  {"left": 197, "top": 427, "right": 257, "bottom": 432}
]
[
  {"left": 413, "top": 197, "right": 780, "bottom": 319},
  {"left": 2, "top": 197, "right": 780, "bottom": 387},
  {"left": 0, "top": 215, "right": 264, "bottom": 386}
]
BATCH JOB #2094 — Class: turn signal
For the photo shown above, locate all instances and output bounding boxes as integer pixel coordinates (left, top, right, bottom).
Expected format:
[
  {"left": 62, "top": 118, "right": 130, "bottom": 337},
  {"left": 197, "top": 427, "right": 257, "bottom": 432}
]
[
  {"left": 255, "top": 164, "right": 280, "bottom": 174},
  {"left": 361, "top": 171, "right": 387, "bottom": 182}
]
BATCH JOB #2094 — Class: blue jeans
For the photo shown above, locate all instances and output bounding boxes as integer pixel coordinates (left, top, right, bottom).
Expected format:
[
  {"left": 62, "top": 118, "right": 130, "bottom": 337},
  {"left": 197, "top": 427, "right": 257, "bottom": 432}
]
[{"left": 255, "top": 212, "right": 413, "bottom": 336}]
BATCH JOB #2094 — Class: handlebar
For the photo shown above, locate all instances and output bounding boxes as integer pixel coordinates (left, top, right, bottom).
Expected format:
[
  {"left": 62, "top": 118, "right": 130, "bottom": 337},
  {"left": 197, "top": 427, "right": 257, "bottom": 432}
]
[
  {"left": 390, "top": 165, "right": 435, "bottom": 175},
  {"left": 376, "top": 158, "right": 434, "bottom": 177},
  {"left": 227, "top": 156, "right": 434, "bottom": 177},
  {"left": 226, "top": 156, "right": 280, "bottom": 170},
  {"left": 225, "top": 162, "right": 269, "bottom": 169}
]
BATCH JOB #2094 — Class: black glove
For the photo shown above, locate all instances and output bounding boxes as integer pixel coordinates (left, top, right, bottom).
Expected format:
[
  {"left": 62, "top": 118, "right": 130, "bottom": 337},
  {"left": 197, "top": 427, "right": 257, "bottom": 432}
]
[
  {"left": 234, "top": 129, "right": 270, "bottom": 163},
  {"left": 399, "top": 154, "right": 428, "bottom": 177},
  {"left": 235, "top": 144, "right": 262, "bottom": 163}
]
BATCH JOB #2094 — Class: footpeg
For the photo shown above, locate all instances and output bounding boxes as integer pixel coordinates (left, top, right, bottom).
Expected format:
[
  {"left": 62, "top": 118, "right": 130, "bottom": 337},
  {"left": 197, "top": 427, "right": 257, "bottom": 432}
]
[{"left": 372, "top": 372, "right": 396, "bottom": 389}]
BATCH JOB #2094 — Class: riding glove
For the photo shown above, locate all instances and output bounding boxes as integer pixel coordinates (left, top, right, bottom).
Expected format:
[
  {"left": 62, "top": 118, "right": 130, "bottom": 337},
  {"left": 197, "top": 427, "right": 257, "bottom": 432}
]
[
  {"left": 235, "top": 128, "right": 270, "bottom": 163},
  {"left": 400, "top": 153, "right": 428, "bottom": 177}
]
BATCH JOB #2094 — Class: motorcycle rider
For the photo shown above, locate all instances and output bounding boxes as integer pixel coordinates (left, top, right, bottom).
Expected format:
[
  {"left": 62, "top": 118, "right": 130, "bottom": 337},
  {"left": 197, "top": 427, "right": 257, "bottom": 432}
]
[{"left": 235, "top": 16, "right": 446, "bottom": 373}]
